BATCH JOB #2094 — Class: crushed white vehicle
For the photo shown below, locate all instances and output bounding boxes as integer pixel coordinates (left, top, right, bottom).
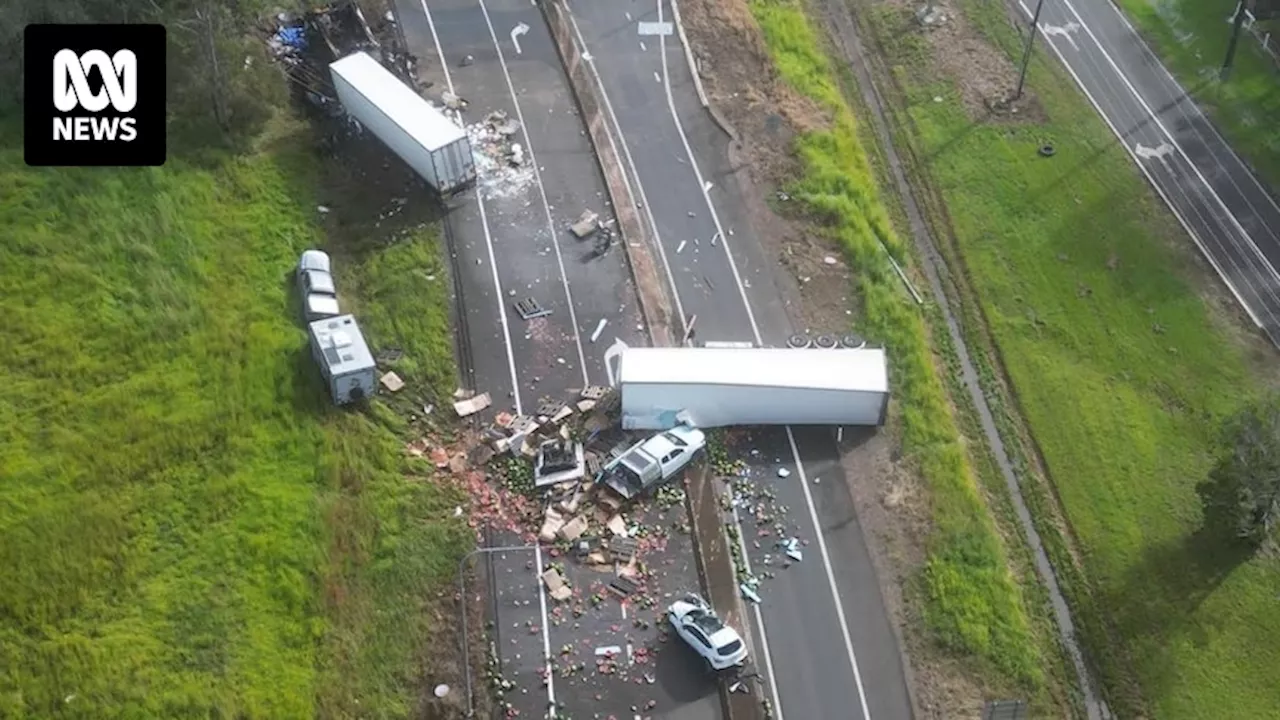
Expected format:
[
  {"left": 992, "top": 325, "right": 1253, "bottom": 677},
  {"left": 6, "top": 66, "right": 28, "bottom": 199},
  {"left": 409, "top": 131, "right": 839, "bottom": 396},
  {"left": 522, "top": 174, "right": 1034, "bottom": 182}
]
[
  {"left": 597, "top": 424, "right": 705, "bottom": 499},
  {"left": 667, "top": 593, "right": 748, "bottom": 671},
  {"left": 297, "top": 249, "right": 341, "bottom": 322}
]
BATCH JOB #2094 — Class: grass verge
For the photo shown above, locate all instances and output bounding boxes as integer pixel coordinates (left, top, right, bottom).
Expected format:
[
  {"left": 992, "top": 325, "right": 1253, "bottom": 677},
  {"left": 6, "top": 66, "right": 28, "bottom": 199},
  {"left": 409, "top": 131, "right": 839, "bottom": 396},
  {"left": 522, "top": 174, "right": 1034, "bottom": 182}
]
[
  {"left": 747, "top": 0, "right": 1046, "bottom": 693},
  {"left": 1111, "top": 0, "right": 1280, "bottom": 187},
  {"left": 0, "top": 117, "right": 471, "bottom": 717},
  {"left": 857, "top": 0, "right": 1279, "bottom": 715}
]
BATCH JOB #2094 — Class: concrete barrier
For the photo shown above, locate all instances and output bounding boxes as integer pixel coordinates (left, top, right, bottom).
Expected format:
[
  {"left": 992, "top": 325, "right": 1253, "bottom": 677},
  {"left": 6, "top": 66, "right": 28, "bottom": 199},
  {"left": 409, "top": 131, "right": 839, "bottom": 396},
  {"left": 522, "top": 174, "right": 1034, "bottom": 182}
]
[
  {"left": 541, "top": 3, "right": 765, "bottom": 715},
  {"left": 685, "top": 462, "right": 769, "bottom": 720},
  {"left": 539, "top": 0, "right": 676, "bottom": 349}
]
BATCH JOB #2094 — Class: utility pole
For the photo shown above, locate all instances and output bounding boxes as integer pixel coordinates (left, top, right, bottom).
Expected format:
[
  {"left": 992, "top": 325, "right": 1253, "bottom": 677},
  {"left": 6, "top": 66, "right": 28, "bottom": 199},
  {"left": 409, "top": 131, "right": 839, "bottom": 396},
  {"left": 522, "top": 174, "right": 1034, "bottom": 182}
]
[
  {"left": 1222, "top": 0, "right": 1250, "bottom": 80},
  {"left": 1015, "top": 0, "right": 1048, "bottom": 100}
]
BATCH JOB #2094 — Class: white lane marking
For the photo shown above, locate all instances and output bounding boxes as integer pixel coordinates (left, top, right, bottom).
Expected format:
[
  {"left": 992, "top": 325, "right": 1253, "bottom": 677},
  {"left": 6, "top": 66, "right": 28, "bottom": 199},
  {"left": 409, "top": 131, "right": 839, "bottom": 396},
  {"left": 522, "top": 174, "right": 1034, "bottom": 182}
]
[
  {"left": 1050, "top": 0, "right": 1280, "bottom": 291},
  {"left": 1020, "top": 0, "right": 1277, "bottom": 331},
  {"left": 1096, "top": 0, "right": 1280, "bottom": 239},
  {"left": 420, "top": 0, "right": 548, "bottom": 710},
  {"left": 786, "top": 428, "right": 872, "bottom": 720},
  {"left": 1055, "top": 29, "right": 1280, "bottom": 319},
  {"left": 1135, "top": 141, "right": 1174, "bottom": 162},
  {"left": 511, "top": 22, "right": 530, "bottom": 54},
  {"left": 417, "top": 0, "right": 524, "bottom": 415},
  {"left": 1039, "top": 21, "right": 1082, "bottom": 50},
  {"left": 656, "top": 0, "right": 763, "bottom": 342},
  {"left": 658, "top": 0, "right": 871, "bottom": 714},
  {"left": 563, "top": 4, "right": 691, "bottom": 338},
  {"left": 475, "top": 0, "right": 592, "bottom": 389},
  {"left": 533, "top": 543, "right": 557, "bottom": 713}
]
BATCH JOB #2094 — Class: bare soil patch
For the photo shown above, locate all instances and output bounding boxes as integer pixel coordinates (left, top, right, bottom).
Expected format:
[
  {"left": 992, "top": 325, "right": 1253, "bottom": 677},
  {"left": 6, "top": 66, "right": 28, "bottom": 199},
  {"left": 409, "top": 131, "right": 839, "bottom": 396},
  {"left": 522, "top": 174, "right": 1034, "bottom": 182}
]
[
  {"left": 875, "top": 0, "right": 1046, "bottom": 124},
  {"left": 679, "top": 0, "right": 861, "bottom": 333}
]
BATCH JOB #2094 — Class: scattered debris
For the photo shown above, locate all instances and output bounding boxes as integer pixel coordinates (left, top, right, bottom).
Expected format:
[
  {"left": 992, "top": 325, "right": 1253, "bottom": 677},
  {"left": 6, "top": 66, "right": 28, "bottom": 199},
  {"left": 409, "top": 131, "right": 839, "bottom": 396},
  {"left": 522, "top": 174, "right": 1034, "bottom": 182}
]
[
  {"left": 467, "top": 111, "right": 534, "bottom": 199},
  {"left": 442, "top": 90, "right": 467, "bottom": 110},
  {"left": 515, "top": 297, "right": 551, "bottom": 320},
  {"left": 539, "top": 508, "right": 566, "bottom": 541},
  {"left": 533, "top": 438, "right": 586, "bottom": 487},
  {"left": 454, "top": 391, "right": 492, "bottom": 417},
  {"left": 571, "top": 210, "right": 600, "bottom": 238},
  {"left": 590, "top": 318, "right": 608, "bottom": 343},
  {"left": 606, "top": 514, "right": 628, "bottom": 537},
  {"left": 779, "top": 537, "right": 803, "bottom": 562},
  {"left": 379, "top": 371, "right": 405, "bottom": 392},
  {"left": 776, "top": 467, "right": 791, "bottom": 478},
  {"left": 559, "top": 514, "right": 590, "bottom": 541},
  {"left": 542, "top": 568, "right": 573, "bottom": 601},
  {"left": 608, "top": 575, "right": 641, "bottom": 598}
]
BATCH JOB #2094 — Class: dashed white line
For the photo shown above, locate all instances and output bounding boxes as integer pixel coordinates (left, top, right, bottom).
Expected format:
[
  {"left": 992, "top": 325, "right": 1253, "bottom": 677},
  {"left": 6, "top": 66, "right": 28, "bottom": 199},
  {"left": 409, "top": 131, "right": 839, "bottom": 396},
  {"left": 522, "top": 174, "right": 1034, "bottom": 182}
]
[
  {"left": 417, "top": 0, "right": 524, "bottom": 416},
  {"left": 475, "top": 0, "right": 593, "bottom": 389},
  {"left": 417, "top": 0, "right": 554, "bottom": 712},
  {"left": 533, "top": 543, "right": 557, "bottom": 712},
  {"left": 659, "top": 0, "right": 873, "bottom": 715},
  {"left": 785, "top": 427, "right": 872, "bottom": 720}
]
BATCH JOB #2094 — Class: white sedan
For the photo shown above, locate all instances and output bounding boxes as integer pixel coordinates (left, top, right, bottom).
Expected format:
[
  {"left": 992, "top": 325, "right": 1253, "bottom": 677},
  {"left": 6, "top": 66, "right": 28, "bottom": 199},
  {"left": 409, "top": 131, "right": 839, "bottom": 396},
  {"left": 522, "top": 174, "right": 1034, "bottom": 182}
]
[{"left": 666, "top": 594, "right": 748, "bottom": 671}]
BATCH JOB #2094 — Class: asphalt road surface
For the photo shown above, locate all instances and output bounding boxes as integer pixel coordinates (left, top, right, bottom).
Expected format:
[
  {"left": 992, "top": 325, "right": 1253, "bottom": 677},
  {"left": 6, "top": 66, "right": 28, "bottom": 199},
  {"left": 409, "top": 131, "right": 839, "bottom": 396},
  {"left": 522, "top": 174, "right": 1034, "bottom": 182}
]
[
  {"left": 393, "top": 0, "right": 644, "bottom": 416},
  {"left": 1020, "top": 0, "right": 1280, "bottom": 346},
  {"left": 564, "top": 1, "right": 915, "bottom": 718},
  {"left": 389, "top": 0, "right": 721, "bottom": 716},
  {"left": 544, "top": 498, "right": 721, "bottom": 720}
]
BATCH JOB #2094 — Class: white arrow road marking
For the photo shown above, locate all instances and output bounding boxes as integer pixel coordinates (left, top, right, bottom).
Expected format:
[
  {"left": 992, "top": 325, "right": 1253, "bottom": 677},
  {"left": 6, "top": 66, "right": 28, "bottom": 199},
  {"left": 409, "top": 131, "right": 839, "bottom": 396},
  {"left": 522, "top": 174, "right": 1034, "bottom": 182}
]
[
  {"left": 1135, "top": 141, "right": 1175, "bottom": 163},
  {"left": 1040, "top": 20, "right": 1082, "bottom": 50},
  {"left": 510, "top": 22, "right": 529, "bottom": 54}
]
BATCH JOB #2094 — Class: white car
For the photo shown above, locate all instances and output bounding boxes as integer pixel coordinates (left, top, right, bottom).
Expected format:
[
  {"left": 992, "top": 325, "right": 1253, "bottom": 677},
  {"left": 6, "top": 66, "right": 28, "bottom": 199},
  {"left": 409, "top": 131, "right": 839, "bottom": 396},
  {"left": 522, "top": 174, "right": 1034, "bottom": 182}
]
[
  {"left": 297, "top": 249, "right": 331, "bottom": 279},
  {"left": 666, "top": 594, "right": 747, "bottom": 671}
]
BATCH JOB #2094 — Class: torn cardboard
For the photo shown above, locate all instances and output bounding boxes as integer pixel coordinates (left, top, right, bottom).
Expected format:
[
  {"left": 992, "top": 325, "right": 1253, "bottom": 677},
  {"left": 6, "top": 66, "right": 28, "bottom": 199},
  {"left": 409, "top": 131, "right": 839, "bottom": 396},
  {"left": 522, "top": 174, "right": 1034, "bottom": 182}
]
[
  {"left": 454, "top": 392, "right": 492, "bottom": 417},
  {"left": 541, "top": 568, "right": 572, "bottom": 601}
]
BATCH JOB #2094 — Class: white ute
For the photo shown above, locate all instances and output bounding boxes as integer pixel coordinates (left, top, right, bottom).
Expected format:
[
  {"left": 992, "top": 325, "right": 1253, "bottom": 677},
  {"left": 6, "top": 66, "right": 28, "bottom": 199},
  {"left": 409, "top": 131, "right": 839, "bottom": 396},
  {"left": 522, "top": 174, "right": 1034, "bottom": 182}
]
[
  {"left": 598, "top": 424, "right": 706, "bottom": 499},
  {"left": 667, "top": 593, "right": 748, "bottom": 671}
]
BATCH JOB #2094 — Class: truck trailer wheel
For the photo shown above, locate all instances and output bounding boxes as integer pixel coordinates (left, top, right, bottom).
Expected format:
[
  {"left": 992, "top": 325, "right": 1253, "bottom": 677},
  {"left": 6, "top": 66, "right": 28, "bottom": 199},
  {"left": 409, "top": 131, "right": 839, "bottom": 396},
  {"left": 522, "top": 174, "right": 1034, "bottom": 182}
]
[
  {"left": 841, "top": 333, "right": 866, "bottom": 349},
  {"left": 814, "top": 334, "right": 838, "bottom": 349},
  {"left": 786, "top": 333, "right": 811, "bottom": 348}
]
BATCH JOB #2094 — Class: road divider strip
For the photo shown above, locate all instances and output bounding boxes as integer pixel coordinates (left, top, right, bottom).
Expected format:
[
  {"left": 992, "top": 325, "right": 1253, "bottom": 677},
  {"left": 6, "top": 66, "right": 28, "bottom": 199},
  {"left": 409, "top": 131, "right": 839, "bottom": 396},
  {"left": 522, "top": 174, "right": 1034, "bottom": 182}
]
[{"left": 540, "top": 0, "right": 676, "bottom": 348}]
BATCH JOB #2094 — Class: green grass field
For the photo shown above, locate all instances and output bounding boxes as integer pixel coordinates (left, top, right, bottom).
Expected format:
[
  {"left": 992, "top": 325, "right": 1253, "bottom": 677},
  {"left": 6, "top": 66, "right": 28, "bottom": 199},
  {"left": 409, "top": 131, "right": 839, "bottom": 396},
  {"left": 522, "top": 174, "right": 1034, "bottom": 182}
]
[
  {"left": 1112, "top": 0, "right": 1280, "bottom": 188},
  {"left": 861, "top": 0, "right": 1280, "bottom": 716},
  {"left": 0, "top": 117, "right": 471, "bottom": 717},
  {"left": 747, "top": 0, "right": 1050, "bottom": 697}
]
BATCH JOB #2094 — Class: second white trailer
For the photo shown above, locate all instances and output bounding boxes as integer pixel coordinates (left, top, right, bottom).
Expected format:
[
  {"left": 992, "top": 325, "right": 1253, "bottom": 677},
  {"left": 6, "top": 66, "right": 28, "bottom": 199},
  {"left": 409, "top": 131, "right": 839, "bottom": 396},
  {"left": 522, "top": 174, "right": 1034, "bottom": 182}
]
[
  {"left": 329, "top": 51, "right": 476, "bottom": 194},
  {"left": 613, "top": 346, "right": 890, "bottom": 430}
]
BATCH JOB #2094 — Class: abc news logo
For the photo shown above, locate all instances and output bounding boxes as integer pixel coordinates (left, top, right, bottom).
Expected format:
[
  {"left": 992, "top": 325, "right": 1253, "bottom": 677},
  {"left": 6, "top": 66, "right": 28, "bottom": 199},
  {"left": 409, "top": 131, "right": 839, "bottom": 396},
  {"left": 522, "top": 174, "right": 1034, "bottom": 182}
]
[{"left": 25, "top": 24, "right": 166, "bottom": 167}]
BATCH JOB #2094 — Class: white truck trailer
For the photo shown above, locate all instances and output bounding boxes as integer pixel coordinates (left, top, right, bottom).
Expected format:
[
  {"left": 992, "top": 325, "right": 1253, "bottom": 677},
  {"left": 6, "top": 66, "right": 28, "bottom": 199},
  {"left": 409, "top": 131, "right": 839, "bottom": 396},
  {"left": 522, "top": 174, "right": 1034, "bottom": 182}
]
[
  {"left": 329, "top": 51, "right": 476, "bottom": 194},
  {"left": 610, "top": 345, "right": 890, "bottom": 430}
]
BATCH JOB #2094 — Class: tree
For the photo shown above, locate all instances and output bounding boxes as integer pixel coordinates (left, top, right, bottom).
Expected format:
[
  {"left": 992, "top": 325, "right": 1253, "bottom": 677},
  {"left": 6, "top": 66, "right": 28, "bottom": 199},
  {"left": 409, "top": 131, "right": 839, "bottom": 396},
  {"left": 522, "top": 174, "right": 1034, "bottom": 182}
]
[
  {"left": 1198, "top": 394, "right": 1280, "bottom": 549},
  {"left": 2, "top": 0, "right": 278, "bottom": 150}
]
